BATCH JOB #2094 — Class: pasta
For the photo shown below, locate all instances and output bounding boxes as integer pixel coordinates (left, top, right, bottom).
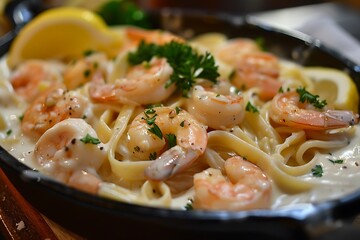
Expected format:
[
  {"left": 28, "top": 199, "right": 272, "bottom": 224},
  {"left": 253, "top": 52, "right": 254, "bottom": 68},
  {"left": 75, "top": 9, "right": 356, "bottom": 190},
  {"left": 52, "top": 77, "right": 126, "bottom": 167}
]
[{"left": 1, "top": 26, "right": 360, "bottom": 211}]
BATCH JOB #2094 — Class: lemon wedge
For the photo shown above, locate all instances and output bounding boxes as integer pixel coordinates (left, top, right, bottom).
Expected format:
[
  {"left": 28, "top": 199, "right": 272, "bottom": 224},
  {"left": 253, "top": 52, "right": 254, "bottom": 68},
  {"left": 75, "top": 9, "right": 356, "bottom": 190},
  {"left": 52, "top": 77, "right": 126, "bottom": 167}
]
[
  {"left": 7, "top": 7, "right": 123, "bottom": 68},
  {"left": 304, "top": 67, "right": 359, "bottom": 112}
]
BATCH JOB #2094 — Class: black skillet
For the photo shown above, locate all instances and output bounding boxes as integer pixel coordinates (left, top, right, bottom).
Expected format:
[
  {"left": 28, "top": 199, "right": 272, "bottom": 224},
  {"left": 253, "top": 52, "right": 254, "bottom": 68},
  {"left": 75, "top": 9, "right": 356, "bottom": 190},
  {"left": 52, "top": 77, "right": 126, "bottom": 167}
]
[{"left": 1, "top": 2, "right": 360, "bottom": 240}]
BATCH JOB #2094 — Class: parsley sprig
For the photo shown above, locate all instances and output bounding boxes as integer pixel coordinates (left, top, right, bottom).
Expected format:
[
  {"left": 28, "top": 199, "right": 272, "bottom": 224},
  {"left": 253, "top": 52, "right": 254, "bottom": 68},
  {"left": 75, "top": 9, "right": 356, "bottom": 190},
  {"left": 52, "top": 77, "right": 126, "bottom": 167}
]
[
  {"left": 296, "top": 87, "right": 327, "bottom": 109},
  {"left": 128, "top": 40, "right": 219, "bottom": 96},
  {"left": 143, "top": 108, "right": 163, "bottom": 139},
  {"left": 165, "top": 133, "right": 177, "bottom": 148},
  {"left": 328, "top": 159, "right": 344, "bottom": 164},
  {"left": 184, "top": 199, "right": 193, "bottom": 211},
  {"left": 311, "top": 165, "right": 323, "bottom": 177},
  {"left": 80, "top": 134, "right": 101, "bottom": 145},
  {"left": 245, "top": 101, "right": 259, "bottom": 113}
]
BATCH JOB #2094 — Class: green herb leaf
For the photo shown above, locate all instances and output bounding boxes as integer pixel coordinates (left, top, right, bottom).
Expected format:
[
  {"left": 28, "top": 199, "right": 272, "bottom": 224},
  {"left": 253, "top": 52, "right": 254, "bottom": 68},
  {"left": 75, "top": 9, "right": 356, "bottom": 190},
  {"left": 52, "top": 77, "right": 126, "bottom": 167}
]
[
  {"left": 83, "top": 69, "right": 91, "bottom": 78},
  {"left": 148, "top": 123, "right": 163, "bottom": 139},
  {"left": 296, "top": 87, "right": 327, "bottom": 109},
  {"left": 80, "top": 134, "right": 101, "bottom": 144},
  {"left": 144, "top": 108, "right": 156, "bottom": 115},
  {"left": 184, "top": 199, "right": 193, "bottom": 211},
  {"left": 97, "top": 0, "right": 151, "bottom": 28},
  {"left": 311, "top": 165, "right": 323, "bottom": 177},
  {"left": 128, "top": 40, "right": 219, "bottom": 96},
  {"left": 245, "top": 101, "right": 259, "bottom": 113},
  {"left": 128, "top": 41, "right": 160, "bottom": 65},
  {"left": 255, "top": 37, "right": 266, "bottom": 51},
  {"left": 175, "top": 106, "right": 181, "bottom": 114},
  {"left": 6, "top": 129, "right": 12, "bottom": 136},
  {"left": 83, "top": 49, "right": 95, "bottom": 57},
  {"left": 145, "top": 115, "right": 157, "bottom": 126},
  {"left": 328, "top": 159, "right": 344, "bottom": 164},
  {"left": 165, "top": 133, "right": 177, "bottom": 148}
]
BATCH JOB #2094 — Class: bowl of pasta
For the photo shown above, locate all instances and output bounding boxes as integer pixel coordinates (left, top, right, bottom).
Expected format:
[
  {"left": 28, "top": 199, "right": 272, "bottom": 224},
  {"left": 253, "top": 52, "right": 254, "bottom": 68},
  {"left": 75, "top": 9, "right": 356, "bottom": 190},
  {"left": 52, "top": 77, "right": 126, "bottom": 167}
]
[{"left": 1, "top": 4, "right": 360, "bottom": 240}]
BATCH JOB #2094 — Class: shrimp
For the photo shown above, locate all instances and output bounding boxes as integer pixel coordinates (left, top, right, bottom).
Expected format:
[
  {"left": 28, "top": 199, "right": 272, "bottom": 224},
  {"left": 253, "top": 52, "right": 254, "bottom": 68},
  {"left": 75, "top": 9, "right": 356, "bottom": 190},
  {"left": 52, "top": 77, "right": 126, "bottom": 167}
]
[
  {"left": 193, "top": 156, "right": 271, "bottom": 211},
  {"left": 126, "top": 27, "right": 184, "bottom": 45},
  {"left": 127, "top": 106, "right": 208, "bottom": 180},
  {"left": 10, "top": 60, "right": 63, "bottom": 102},
  {"left": 63, "top": 52, "right": 109, "bottom": 90},
  {"left": 233, "top": 52, "right": 282, "bottom": 100},
  {"left": 22, "top": 84, "right": 90, "bottom": 138},
  {"left": 187, "top": 85, "right": 245, "bottom": 129},
  {"left": 89, "top": 57, "right": 176, "bottom": 105},
  {"left": 269, "top": 91, "right": 359, "bottom": 130},
  {"left": 33, "top": 118, "right": 106, "bottom": 194},
  {"left": 215, "top": 38, "right": 261, "bottom": 66}
]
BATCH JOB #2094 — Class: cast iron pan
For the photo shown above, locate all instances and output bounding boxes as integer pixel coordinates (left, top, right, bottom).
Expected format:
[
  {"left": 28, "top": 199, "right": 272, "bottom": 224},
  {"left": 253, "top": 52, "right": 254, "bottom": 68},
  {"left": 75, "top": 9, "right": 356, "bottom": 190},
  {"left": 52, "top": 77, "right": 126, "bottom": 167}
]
[{"left": 1, "top": 2, "right": 360, "bottom": 240}]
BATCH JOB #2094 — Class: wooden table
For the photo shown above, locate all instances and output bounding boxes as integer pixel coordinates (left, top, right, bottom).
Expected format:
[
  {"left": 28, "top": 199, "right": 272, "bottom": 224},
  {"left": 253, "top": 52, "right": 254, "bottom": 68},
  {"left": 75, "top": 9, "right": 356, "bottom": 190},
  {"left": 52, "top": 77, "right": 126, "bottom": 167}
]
[{"left": 0, "top": 168, "right": 83, "bottom": 240}]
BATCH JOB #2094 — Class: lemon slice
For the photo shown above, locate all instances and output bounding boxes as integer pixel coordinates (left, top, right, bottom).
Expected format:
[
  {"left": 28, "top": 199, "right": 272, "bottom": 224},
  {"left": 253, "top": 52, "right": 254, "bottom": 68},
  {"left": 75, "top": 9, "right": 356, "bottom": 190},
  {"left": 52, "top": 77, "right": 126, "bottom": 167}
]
[
  {"left": 7, "top": 7, "right": 123, "bottom": 68},
  {"left": 304, "top": 67, "right": 359, "bottom": 112}
]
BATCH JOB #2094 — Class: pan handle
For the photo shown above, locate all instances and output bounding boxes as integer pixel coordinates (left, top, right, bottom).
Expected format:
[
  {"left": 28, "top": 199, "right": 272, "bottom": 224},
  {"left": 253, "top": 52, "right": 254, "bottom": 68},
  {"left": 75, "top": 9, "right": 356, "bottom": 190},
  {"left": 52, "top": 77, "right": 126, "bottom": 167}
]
[{"left": 0, "top": 29, "right": 16, "bottom": 57}]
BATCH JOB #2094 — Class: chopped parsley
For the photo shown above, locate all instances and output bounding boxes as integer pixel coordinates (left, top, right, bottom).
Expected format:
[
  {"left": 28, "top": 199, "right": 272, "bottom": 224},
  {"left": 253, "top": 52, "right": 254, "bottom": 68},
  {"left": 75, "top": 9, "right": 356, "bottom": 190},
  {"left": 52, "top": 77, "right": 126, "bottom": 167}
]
[
  {"left": 144, "top": 108, "right": 156, "bottom": 115},
  {"left": 148, "top": 124, "right": 163, "bottom": 139},
  {"left": 311, "top": 165, "right": 323, "bottom": 177},
  {"left": 296, "top": 87, "right": 327, "bottom": 109},
  {"left": 80, "top": 134, "right": 101, "bottom": 144},
  {"left": 6, "top": 129, "right": 12, "bottom": 136},
  {"left": 255, "top": 37, "right": 266, "bottom": 51},
  {"left": 245, "top": 101, "right": 259, "bottom": 113},
  {"left": 97, "top": 0, "right": 151, "bottom": 28},
  {"left": 328, "top": 159, "right": 344, "bottom": 164},
  {"left": 18, "top": 115, "right": 24, "bottom": 121},
  {"left": 128, "top": 40, "right": 219, "bottom": 96},
  {"left": 83, "top": 69, "right": 91, "bottom": 78},
  {"left": 175, "top": 106, "right": 182, "bottom": 114},
  {"left": 83, "top": 49, "right": 95, "bottom": 57},
  {"left": 143, "top": 108, "right": 163, "bottom": 139},
  {"left": 145, "top": 115, "right": 157, "bottom": 126},
  {"left": 184, "top": 199, "right": 193, "bottom": 211},
  {"left": 165, "top": 133, "right": 177, "bottom": 148}
]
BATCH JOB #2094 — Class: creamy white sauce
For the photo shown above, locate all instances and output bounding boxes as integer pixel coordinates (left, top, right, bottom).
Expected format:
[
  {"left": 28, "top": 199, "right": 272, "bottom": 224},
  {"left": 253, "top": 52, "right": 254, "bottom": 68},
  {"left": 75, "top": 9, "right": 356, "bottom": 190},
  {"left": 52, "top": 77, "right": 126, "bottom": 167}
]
[
  {"left": 1, "top": 55, "right": 360, "bottom": 210},
  {"left": 271, "top": 126, "right": 360, "bottom": 209}
]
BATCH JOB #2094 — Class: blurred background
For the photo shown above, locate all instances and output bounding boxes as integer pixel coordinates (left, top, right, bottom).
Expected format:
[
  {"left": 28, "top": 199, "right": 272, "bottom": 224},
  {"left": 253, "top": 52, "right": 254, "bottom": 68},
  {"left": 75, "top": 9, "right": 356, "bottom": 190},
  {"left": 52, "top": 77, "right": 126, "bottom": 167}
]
[
  {"left": 136, "top": 0, "right": 360, "bottom": 13},
  {"left": 0, "top": 0, "right": 360, "bottom": 49},
  {"left": 37, "top": 0, "right": 360, "bottom": 12},
  {"left": 1, "top": 0, "right": 360, "bottom": 32}
]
